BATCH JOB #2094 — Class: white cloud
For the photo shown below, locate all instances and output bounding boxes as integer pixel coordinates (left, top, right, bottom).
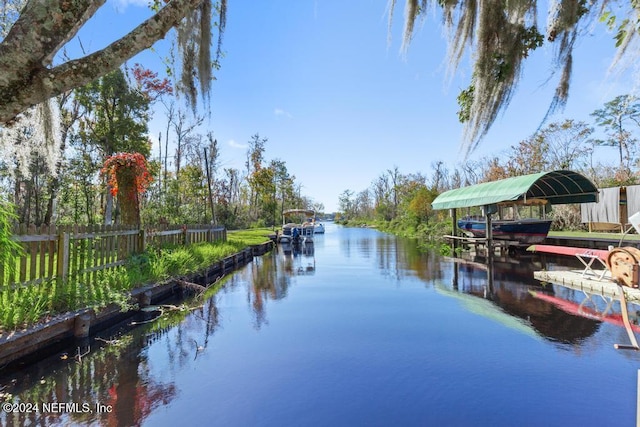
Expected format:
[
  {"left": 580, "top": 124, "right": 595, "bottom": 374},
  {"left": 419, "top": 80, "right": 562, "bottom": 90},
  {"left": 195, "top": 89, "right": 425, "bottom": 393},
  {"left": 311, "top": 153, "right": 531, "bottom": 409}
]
[
  {"left": 274, "top": 108, "right": 293, "bottom": 118},
  {"left": 228, "top": 139, "right": 246, "bottom": 149}
]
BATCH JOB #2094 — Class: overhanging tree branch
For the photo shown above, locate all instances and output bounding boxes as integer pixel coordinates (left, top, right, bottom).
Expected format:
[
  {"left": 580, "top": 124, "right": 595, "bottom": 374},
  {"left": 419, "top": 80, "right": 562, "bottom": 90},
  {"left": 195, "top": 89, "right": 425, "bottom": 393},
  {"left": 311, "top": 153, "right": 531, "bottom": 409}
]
[{"left": 0, "top": 0, "right": 205, "bottom": 124}]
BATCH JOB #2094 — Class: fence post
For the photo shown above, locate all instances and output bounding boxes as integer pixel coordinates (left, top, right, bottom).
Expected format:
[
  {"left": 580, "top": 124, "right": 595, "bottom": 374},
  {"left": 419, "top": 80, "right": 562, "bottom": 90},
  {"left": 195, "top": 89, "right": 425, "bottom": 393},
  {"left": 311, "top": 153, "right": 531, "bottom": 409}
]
[
  {"left": 138, "top": 229, "right": 146, "bottom": 253},
  {"left": 182, "top": 225, "right": 188, "bottom": 246},
  {"left": 57, "top": 230, "right": 69, "bottom": 282}
]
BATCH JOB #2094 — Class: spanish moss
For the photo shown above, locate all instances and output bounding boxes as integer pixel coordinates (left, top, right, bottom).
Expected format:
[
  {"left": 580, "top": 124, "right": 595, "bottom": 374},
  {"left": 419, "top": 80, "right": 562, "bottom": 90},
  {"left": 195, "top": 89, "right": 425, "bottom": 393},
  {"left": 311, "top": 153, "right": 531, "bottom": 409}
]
[
  {"left": 392, "top": 0, "right": 628, "bottom": 156},
  {"left": 176, "top": 0, "right": 226, "bottom": 112}
]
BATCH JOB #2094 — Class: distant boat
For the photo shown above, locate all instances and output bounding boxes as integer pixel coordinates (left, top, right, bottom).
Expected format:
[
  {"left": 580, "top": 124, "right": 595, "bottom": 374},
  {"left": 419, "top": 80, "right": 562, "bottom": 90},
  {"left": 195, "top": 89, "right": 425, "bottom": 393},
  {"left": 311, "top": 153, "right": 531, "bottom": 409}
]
[
  {"left": 279, "top": 209, "right": 316, "bottom": 244},
  {"left": 310, "top": 217, "right": 325, "bottom": 234},
  {"left": 457, "top": 216, "right": 552, "bottom": 244}
]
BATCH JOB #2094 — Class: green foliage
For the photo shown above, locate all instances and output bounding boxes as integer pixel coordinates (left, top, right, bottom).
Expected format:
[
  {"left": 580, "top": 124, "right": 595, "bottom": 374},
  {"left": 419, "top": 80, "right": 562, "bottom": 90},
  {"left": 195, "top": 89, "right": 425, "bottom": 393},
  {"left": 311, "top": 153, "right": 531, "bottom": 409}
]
[
  {"left": 0, "top": 237, "right": 258, "bottom": 332},
  {"left": 456, "top": 85, "right": 474, "bottom": 123},
  {"left": 0, "top": 200, "right": 23, "bottom": 278},
  {"left": 548, "top": 204, "right": 584, "bottom": 231},
  {"left": 75, "top": 69, "right": 151, "bottom": 157},
  {"left": 227, "top": 228, "right": 273, "bottom": 245}
]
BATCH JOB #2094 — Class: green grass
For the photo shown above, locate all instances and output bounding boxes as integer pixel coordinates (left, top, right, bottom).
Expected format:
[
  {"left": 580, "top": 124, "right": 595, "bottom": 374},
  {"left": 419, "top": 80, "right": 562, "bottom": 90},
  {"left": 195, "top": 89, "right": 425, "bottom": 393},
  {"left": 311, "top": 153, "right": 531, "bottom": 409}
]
[
  {"left": 0, "top": 233, "right": 271, "bottom": 333},
  {"left": 227, "top": 227, "right": 274, "bottom": 245}
]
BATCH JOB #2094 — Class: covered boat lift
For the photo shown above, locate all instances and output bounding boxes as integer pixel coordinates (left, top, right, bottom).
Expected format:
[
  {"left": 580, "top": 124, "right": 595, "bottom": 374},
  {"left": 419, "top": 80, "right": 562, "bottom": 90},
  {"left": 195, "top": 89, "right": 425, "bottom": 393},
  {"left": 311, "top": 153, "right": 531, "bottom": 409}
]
[{"left": 431, "top": 170, "right": 599, "bottom": 251}]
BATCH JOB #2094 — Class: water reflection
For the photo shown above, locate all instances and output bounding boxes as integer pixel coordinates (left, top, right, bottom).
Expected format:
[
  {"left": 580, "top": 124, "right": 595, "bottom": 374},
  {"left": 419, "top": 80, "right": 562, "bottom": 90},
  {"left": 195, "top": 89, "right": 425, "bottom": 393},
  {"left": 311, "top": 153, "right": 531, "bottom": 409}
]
[
  {"left": 3, "top": 226, "right": 640, "bottom": 426},
  {"left": 0, "top": 290, "right": 227, "bottom": 426},
  {"left": 280, "top": 241, "right": 316, "bottom": 275},
  {"left": 531, "top": 282, "right": 640, "bottom": 350},
  {"left": 342, "top": 229, "right": 444, "bottom": 284},
  {"left": 0, "top": 326, "right": 177, "bottom": 426},
  {"left": 442, "top": 251, "right": 640, "bottom": 350}
]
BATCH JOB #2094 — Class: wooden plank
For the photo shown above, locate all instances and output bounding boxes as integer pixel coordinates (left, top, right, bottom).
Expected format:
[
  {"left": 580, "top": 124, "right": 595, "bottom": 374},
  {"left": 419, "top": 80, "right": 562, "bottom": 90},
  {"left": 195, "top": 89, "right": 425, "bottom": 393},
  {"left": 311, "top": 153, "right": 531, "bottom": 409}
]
[
  {"left": 533, "top": 270, "right": 640, "bottom": 303},
  {"left": 7, "top": 223, "right": 227, "bottom": 287},
  {"left": 18, "top": 224, "right": 27, "bottom": 284},
  {"left": 153, "top": 230, "right": 182, "bottom": 236},
  {"left": 98, "top": 224, "right": 105, "bottom": 268},
  {"left": 12, "top": 234, "right": 58, "bottom": 242},
  {"left": 109, "top": 225, "right": 116, "bottom": 264},
  {"left": 78, "top": 226, "right": 87, "bottom": 283},
  {"left": 443, "top": 234, "right": 487, "bottom": 243},
  {"left": 56, "top": 229, "right": 69, "bottom": 281},
  {"left": 48, "top": 225, "right": 56, "bottom": 280},
  {"left": 28, "top": 224, "right": 37, "bottom": 282},
  {"left": 74, "top": 225, "right": 81, "bottom": 277},
  {"left": 38, "top": 225, "right": 46, "bottom": 282},
  {"left": 72, "top": 229, "right": 140, "bottom": 239}
]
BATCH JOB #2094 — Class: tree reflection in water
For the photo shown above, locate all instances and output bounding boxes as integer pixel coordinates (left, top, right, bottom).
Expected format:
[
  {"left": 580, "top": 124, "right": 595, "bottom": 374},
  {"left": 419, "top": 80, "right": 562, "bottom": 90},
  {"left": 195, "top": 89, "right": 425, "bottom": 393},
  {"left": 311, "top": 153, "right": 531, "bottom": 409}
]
[
  {"left": 0, "top": 287, "right": 225, "bottom": 426},
  {"left": 0, "top": 330, "right": 176, "bottom": 426}
]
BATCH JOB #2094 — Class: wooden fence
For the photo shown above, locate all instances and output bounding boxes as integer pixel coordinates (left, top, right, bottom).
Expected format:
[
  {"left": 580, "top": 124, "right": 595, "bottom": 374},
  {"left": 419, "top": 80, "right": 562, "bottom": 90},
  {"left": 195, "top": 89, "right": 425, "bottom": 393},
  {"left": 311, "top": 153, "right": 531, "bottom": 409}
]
[{"left": 3, "top": 224, "right": 227, "bottom": 288}]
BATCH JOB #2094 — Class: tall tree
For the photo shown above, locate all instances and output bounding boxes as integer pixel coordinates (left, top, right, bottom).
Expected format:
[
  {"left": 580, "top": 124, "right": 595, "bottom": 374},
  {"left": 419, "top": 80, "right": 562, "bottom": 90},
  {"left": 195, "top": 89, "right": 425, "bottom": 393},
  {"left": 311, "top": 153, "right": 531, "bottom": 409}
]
[
  {"left": 339, "top": 189, "right": 355, "bottom": 219},
  {"left": 74, "top": 68, "right": 152, "bottom": 224},
  {"left": 591, "top": 95, "right": 640, "bottom": 171},
  {"left": 533, "top": 119, "right": 593, "bottom": 170},
  {"left": 245, "top": 133, "right": 267, "bottom": 219}
]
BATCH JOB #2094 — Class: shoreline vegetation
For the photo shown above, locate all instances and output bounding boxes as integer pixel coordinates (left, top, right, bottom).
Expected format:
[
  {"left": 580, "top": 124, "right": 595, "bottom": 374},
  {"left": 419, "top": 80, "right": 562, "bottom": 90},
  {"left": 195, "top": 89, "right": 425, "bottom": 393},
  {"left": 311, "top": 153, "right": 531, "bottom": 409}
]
[
  {"left": 0, "top": 228, "right": 274, "bottom": 334},
  {"left": 4, "top": 219, "right": 639, "bottom": 347},
  {"left": 337, "top": 218, "right": 452, "bottom": 253},
  {"left": 336, "top": 218, "right": 640, "bottom": 253}
]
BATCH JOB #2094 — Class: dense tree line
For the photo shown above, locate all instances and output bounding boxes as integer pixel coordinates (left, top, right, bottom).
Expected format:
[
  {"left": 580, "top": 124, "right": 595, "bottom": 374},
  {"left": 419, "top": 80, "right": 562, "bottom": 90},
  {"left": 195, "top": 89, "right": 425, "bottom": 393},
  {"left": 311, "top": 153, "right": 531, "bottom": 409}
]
[
  {"left": 2, "top": 1, "right": 640, "bottom": 230},
  {"left": 339, "top": 98, "right": 640, "bottom": 235},
  {"left": 0, "top": 65, "right": 316, "bottom": 229}
]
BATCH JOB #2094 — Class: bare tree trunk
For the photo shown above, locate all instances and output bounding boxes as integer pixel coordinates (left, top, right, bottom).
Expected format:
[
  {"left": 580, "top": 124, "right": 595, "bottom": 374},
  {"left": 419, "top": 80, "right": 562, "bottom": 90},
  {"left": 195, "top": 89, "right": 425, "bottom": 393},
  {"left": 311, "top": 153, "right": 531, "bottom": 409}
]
[{"left": 105, "top": 190, "right": 113, "bottom": 225}]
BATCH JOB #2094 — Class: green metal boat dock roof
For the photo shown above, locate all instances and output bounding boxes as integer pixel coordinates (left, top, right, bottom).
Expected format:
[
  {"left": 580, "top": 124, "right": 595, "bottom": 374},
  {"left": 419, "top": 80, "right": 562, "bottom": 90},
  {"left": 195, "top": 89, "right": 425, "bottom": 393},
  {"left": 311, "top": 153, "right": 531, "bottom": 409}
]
[{"left": 431, "top": 170, "right": 598, "bottom": 210}]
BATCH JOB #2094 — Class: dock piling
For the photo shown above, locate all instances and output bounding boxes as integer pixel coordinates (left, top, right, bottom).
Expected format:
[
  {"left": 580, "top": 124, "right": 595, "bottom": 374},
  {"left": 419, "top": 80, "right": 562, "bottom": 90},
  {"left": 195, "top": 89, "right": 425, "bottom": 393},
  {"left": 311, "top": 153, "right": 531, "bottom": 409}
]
[{"left": 74, "top": 313, "right": 91, "bottom": 339}]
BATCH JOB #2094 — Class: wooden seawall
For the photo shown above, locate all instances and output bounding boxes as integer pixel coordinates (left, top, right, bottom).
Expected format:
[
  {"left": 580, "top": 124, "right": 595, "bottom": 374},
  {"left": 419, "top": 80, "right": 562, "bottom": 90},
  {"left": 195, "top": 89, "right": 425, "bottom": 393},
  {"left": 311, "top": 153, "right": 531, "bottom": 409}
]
[{"left": 0, "top": 241, "right": 274, "bottom": 367}]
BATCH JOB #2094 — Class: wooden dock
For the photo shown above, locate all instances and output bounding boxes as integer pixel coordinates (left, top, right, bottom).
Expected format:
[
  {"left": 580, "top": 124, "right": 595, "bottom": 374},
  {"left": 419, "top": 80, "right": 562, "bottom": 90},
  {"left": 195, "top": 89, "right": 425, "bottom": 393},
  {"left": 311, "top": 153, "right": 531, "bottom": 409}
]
[
  {"left": 533, "top": 269, "right": 640, "bottom": 304},
  {"left": 443, "top": 234, "right": 527, "bottom": 254}
]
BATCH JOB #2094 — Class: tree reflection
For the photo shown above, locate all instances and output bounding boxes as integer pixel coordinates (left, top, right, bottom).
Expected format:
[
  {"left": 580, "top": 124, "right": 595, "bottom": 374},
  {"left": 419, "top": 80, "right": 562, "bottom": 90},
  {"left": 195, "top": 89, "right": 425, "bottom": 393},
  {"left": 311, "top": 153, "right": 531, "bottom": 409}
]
[
  {"left": 446, "top": 254, "right": 604, "bottom": 346},
  {"left": 374, "top": 234, "right": 444, "bottom": 284},
  {"left": 0, "top": 332, "right": 176, "bottom": 427},
  {"left": 0, "top": 284, "right": 228, "bottom": 426}
]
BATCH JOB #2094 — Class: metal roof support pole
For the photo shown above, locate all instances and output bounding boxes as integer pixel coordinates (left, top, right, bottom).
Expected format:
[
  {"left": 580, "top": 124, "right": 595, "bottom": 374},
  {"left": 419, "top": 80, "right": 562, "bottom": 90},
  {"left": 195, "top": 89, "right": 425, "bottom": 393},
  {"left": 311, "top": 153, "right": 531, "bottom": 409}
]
[
  {"left": 450, "top": 208, "right": 457, "bottom": 253},
  {"left": 483, "top": 205, "right": 493, "bottom": 258}
]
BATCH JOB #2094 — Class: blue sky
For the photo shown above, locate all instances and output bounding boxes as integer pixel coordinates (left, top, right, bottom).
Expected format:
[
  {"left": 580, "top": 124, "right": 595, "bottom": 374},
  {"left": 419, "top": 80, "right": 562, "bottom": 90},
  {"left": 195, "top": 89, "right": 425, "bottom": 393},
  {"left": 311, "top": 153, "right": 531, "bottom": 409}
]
[{"left": 75, "top": 1, "right": 631, "bottom": 212}]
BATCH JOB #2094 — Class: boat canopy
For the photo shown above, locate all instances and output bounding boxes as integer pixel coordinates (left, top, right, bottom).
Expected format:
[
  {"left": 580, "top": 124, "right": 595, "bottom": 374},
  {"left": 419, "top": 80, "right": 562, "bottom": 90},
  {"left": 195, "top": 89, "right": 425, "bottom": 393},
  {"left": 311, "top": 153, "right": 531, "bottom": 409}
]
[
  {"left": 283, "top": 209, "right": 315, "bottom": 216},
  {"left": 431, "top": 170, "right": 598, "bottom": 210}
]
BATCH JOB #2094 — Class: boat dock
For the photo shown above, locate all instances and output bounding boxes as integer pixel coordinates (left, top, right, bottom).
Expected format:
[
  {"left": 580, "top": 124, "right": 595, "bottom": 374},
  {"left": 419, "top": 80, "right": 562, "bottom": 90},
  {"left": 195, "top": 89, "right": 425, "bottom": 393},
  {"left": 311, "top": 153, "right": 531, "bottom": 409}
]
[
  {"left": 432, "top": 170, "right": 600, "bottom": 253},
  {"left": 443, "top": 234, "right": 530, "bottom": 256},
  {"left": 545, "top": 234, "right": 640, "bottom": 250},
  {"left": 533, "top": 269, "right": 640, "bottom": 303}
]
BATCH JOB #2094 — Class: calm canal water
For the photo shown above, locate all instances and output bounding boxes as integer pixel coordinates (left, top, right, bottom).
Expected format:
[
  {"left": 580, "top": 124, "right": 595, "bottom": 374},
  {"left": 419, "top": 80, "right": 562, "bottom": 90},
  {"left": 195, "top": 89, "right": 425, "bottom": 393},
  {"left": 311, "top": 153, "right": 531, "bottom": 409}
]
[{"left": 2, "top": 223, "right": 640, "bottom": 426}]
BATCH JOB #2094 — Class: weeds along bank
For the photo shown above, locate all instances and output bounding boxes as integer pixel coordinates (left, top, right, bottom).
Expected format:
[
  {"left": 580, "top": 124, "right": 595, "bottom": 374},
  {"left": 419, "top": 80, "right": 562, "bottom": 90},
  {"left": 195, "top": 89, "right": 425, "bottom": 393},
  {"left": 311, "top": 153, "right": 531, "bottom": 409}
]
[{"left": 0, "top": 228, "right": 274, "bottom": 334}]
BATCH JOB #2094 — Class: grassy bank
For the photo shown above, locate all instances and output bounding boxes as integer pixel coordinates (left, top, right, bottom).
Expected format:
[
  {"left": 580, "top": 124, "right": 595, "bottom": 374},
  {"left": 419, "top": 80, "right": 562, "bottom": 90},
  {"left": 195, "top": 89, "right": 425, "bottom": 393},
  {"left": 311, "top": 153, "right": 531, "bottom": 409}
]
[{"left": 0, "top": 229, "right": 272, "bottom": 333}]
